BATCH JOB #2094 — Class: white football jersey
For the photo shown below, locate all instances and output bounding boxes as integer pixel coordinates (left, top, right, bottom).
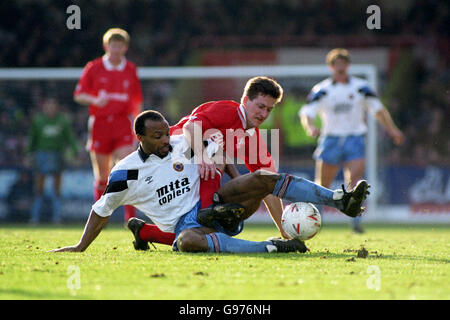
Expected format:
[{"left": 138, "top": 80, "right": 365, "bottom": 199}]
[
  {"left": 92, "top": 135, "right": 200, "bottom": 233},
  {"left": 299, "top": 76, "right": 383, "bottom": 136}
]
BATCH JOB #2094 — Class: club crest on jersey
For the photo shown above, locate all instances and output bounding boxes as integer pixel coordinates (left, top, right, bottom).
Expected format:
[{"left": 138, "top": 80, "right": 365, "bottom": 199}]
[{"left": 173, "top": 162, "right": 184, "bottom": 172}]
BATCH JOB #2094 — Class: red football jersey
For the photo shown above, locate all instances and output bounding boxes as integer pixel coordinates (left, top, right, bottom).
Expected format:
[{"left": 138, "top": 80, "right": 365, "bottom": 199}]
[
  {"left": 74, "top": 56, "right": 143, "bottom": 118},
  {"left": 171, "top": 100, "right": 276, "bottom": 172}
]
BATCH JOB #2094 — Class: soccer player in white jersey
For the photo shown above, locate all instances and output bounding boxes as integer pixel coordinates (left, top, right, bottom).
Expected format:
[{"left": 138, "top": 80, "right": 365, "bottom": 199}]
[
  {"left": 299, "top": 48, "right": 404, "bottom": 233},
  {"left": 51, "top": 110, "right": 369, "bottom": 254}
]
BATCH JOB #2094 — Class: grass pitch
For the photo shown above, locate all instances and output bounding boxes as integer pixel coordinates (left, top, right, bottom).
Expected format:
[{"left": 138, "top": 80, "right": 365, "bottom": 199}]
[{"left": 0, "top": 223, "right": 448, "bottom": 300}]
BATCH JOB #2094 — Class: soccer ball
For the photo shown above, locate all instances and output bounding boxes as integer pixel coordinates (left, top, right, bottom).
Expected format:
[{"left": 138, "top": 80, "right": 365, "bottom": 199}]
[{"left": 281, "top": 202, "right": 322, "bottom": 240}]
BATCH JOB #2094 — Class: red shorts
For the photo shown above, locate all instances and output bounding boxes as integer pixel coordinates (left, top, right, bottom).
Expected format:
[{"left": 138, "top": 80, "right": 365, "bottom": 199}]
[{"left": 87, "top": 114, "right": 135, "bottom": 154}]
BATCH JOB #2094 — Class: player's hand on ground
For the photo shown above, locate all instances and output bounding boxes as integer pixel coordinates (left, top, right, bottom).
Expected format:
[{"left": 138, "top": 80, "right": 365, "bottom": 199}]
[{"left": 50, "top": 245, "right": 83, "bottom": 253}]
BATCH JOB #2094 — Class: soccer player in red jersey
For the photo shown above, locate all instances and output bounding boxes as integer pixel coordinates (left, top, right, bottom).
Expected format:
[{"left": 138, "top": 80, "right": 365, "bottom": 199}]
[
  {"left": 74, "top": 28, "right": 143, "bottom": 223},
  {"left": 136, "top": 77, "right": 292, "bottom": 246},
  {"left": 170, "top": 77, "right": 280, "bottom": 206},
  {"left": 174, "top": 76, "right": 285, "bottom": 231}
]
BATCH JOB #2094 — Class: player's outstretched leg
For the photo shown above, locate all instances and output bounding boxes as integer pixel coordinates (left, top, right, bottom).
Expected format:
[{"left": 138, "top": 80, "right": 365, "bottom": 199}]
[
  {"left": 266, "top": 237, "right": 309, "bottom": 253},
  {"left": 214, "top": 170, "right": 370, "bottom": 218},
  {"left": 272, "top": 174, "right": 370, "bottom": 217},
  {"left": 176, "top": 229, "right": 308, "bottom": 253},
  {"left": 334, "top": 180, "right": 370, "bottom": 217},
  {"left": 196, "top": 171, "right": 370, "bottom": 231}
]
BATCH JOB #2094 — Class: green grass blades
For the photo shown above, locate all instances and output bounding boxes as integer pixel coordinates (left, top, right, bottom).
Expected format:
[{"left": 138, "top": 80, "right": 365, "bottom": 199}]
[{"left": 0, "top": 223, "right": 448, "bottom": 300}]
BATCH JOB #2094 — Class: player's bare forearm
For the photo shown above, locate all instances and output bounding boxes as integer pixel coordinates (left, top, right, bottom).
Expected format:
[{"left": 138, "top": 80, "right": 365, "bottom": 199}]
[
  {"left": 74, "top": 93, "right": 95, "bottom": 106},
  {"left": 263, "top": 194, "right": 290, "bottom": 239},
  {"left": 300, "top": 115, "right": 319, "bottom": 138},
  {"left": 183, "top": 121, "right": 216, "bottom": 180},
  {"left": 225, "top": 164, "right": 241, "bottom": 179},
  {"left": 376, "top": 109, "right": 404, "bottom": 145},
  {"left": 51, "top": 210, "right": 109, "bottom": 252},
  {"left": 183, "top": 121, "right": 204, "bottom": 158},
  {"left": 77, "top": 210, "right": 109, "bottom": 251},
  {"left": 74, "top": 93, "right": 108, "bottom": 108},
  {"left": 375, "top": 108, "right": 393, "bottom": 130}
]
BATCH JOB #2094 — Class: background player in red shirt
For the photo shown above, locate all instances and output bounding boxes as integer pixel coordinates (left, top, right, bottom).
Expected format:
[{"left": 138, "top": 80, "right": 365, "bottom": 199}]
[{"left": 74, "top": 28, "right": 143, "bottom": 223}]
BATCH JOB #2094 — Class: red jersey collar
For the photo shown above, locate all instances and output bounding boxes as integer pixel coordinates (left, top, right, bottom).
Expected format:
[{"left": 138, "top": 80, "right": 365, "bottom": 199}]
[
  {"left": 102, "top": 55, "right": 126, "bottom": 71},
  {"left": 238, "top": 104, "right": 247, "bottom": 129},
  {"left": 238, "top": 104, "right": 256, "bottom": 136}
]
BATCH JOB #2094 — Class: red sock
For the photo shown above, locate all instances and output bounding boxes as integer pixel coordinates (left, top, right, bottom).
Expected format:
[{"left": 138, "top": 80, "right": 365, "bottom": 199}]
[
  {"left": 94, "top": 180, "right": 107, "bottom": 201},
  {"left": 139, "top": 223, "right": 176, "bottom": 245},
  {"left": 124, "top": 205, "right": 136, "bottom": 222},
  {"left": 200, "top": 169, "right": 222, "bottom": 208}
]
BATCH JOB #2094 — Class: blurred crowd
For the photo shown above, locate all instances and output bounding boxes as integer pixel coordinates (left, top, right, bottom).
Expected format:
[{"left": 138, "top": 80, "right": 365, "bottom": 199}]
[
  {"left": 0, "top": 0, "right": 448, "bottom": 168},
  {"left": 1, "top": 0, "right": 448, "bottom": 67}
]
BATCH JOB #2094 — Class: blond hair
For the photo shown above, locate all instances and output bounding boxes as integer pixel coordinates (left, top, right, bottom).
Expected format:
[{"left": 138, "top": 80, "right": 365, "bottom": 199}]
[
  {"left": 102, "top": 28, "right": 130, "bottom": 46},
  {"left": 326, "top": 48, "right": 350, "bottom": 65}
]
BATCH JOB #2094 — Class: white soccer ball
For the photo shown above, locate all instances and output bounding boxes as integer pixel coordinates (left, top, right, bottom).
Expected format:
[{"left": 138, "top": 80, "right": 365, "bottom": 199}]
[{"left": 281, "top": 202, "right": 322, "bottom": 240}]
